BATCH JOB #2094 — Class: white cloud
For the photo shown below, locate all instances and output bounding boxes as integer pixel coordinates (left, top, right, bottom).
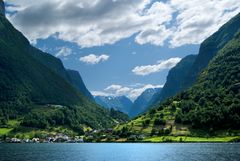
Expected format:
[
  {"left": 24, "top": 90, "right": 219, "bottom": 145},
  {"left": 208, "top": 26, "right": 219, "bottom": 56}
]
[
  {"left": 104, "top": 84, "right": 132, "bottom": 96},
  {"left": 132, "top": 57, "right": 181, "bottom": 76},
  {"left": 79, "top": 54, "right": 109, "bottom": 64},
  {"left": 128, "top": 84, "right": 163, "bottom": 100},
  {"left": 135, "top": 1, "right": 174, "bottom": 46},
  {"left": 132, "top": 51, "right": 137, "bottom": 55},
  {"left": 55, "top": 47, "right": 73, "bottom": 57},
  {"left": 5, "top": 0, "right": 152, "bottom": 47},
  {"left": 169, "top": 0, "right": 240, "bottom": 47},
  {"left": 92, "top": 84, "right": 163, "bottom": 101},
  {"left": 91, "top": 91, "right": 111, "bottom": 97},
  {"left": 135, "top": 25, "right": 172, "bottom": 46},
  {"left": 5, "top": 0, "right": 240, "bottom": 48},
  {"left": 104, "top": 84, "right": 122, "bottom": 91}
]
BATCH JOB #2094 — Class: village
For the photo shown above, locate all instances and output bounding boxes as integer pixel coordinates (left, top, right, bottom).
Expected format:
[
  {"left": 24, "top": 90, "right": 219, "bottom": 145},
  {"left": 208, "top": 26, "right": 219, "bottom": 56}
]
[
  {"left": 0, "top": 128, "right": 147, "bottom": 143},
  {"left": 1, "top": 134, "right": 84, "bottom": 143}
]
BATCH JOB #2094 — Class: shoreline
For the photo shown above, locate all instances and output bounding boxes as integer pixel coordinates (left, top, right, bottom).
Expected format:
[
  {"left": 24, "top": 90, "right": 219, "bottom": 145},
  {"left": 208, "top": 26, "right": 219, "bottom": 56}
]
[
  {"left": 1, "top": 136, "right": 239, "bottom": 144},
  {"left": 1, "top": 142, "right": 240, "bottom": 144}
]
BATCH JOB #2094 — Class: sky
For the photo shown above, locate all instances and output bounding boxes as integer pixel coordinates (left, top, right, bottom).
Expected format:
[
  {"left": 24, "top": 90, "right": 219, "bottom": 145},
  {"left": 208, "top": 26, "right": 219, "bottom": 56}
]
[{"left": 4, "top": 0, "right": 240, "bottom": 100}]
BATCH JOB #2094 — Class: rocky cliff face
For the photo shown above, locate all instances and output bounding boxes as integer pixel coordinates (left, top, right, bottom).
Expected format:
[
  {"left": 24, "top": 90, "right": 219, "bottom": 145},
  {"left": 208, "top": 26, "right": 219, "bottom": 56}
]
[{"left": 0, "top": 0, "right": 5, "bottom": 16}]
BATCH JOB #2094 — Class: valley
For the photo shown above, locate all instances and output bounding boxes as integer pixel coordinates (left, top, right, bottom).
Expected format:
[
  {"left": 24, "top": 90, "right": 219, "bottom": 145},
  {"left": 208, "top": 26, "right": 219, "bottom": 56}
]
[{"left": 0, "top": 0, "right": 239, "bottom": 144}]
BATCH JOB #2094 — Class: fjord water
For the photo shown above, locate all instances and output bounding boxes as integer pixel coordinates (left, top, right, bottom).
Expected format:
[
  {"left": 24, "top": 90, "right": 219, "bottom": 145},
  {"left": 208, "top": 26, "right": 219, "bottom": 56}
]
[{"left": 0, "top": 143, "right": 239, "bottom": 161}]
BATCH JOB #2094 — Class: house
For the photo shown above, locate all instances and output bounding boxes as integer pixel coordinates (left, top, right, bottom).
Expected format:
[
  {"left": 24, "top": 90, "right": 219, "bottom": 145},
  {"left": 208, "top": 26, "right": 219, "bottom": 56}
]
[{"left": 32, "top": 138, "right": 40, "bottom": 143}]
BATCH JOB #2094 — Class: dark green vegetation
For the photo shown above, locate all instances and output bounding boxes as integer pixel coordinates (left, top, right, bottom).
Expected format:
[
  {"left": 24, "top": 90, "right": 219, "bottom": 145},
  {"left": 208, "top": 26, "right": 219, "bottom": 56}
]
[
  {"left": 0, "top": 13, "right": 81, "bottom": 107},
  {"left": 0, "top": 4, "right": 128, "bottom": 138},
  {"left": 174, "top": 31, "right": 240, "bottom": 129},
  {"left": 67, "top": 69, "right": 94, "bottom": 101},
  {"left": 0, "top": 0, "right": 239, "bottom": 142},
  {"left": 114, "top": 13, "right": 240, "bottom": 142},
  {"left": 150, "top": 12, "right": 240, "bottom": 107},
  {"left": 149, "top": 55, "right": 196, "bottom": 107},
  {"left": 0, "top": 0, "right": 4, "bottom": 17},
  {"left": 129, "top": 88, "right": 161, "bottom": 118},
  {"left": 181, "top": 12, "right": 240, "bottom": 91}
]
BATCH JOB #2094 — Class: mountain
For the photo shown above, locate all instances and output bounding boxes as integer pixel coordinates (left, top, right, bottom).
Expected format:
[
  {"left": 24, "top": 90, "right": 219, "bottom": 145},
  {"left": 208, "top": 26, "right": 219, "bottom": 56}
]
[
  {"left": 148, "top": 12, "right": 240, "bottom": 111},
  {"left": 115, "top": 13, "right": 240, "bottom": 136},
  {"left": 129, "top": 88, "right": 161, "bottom": 118},
  {"left": 181, "top": 12, "right": 240, "bottom": 91},
  {"left": 0, "top": 14, "right": 81, "bottom": 106},
  {"left": 0, "top": 1, "right": 127, "bottom": 133},
  {"left": 25, "top": 41, "right": 94, "bottom": 102},
  {"left": 0, "top": 0, "right": 4, "bottom": 16},
  {"left": 95, "top": 96, "right": 133, "bottom": 115},
  {"left": 148, "top": 55, "right": 197, "bottom": 107},
  {"left": 173, "top": 31, "right": 240, "bottom": 130},
  {"left": 67, "top": 69, "right": 94, "bottom": 101}
]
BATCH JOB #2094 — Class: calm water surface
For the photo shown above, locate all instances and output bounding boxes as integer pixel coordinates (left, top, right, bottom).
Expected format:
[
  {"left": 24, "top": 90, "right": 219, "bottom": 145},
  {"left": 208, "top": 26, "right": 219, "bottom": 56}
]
[{"left": 0, "top": 143, "right": 239, "bottom": 161}]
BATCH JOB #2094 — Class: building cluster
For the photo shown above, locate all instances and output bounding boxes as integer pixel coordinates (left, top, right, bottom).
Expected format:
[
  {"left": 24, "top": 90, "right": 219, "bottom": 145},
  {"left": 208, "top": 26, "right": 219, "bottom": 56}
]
[{"left": 1, "top": 134, "right": 84, "bottom": 143}]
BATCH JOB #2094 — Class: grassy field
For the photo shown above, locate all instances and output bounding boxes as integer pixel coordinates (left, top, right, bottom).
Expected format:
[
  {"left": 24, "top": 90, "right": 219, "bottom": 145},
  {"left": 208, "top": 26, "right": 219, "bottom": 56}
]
[
  {"left": 115, "top": 105, "right": 187, "bottom": 135},
  {"left": 114, "top": 104, "right": 240, "bottom": 143},
  {"left": 143, "top": 136, "right": 240, "bottom": 143},
  {"left": 0, "top": 119, "right": 20, "bottom": 136},
  {"left": 0, "top": 119, "right": 79, "bottom": 138},
  {"left": 1, "top": 119, "right": 240, "bottom": 143},
  {"left": 0, "top": 128, "right": 13, "bottom": 136}
]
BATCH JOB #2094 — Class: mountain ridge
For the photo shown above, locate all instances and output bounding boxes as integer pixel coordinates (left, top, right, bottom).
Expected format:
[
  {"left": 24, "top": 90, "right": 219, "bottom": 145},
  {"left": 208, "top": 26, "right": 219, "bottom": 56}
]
[
  {"left": 147, "top": 13, "right": 240, "bottom": 112},
  {"left": 0, "top": 2, "right": 128, "bottom": 133},
  {"left": 181, "top": 12, "right": 240, "bottom": 91},
  {"left": 0, "top": 0, "right": 4, "bottom": 16},
  {"left": 130, "top": 88, "right": 161, "bottom": 118},
  {"left": 114, "top": 12, "right": 240, "bottom": 138},
  {"left": 95, "top": 95, "right": 133, "bottom": 115},
  {"left": 67, "top": 69, "right": 94, "bottom": 101},
  {"left": 148, "top": 55, "right": 197, "bottom": 107}
]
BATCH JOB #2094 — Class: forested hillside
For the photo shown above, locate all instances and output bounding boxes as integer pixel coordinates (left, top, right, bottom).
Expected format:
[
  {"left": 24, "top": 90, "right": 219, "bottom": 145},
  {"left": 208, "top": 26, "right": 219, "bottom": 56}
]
[
  {"left": 115, "top": 13, "right": 240, "bottom": 137},
  {"left": 0, "top": 4, "right": 127, "bottom": 135},
  {"left": 174, "top": 31, "right": 240, "bottom": 129},
  {"left": 181, "top": 13, "right": 240, "bottom": 91},
  {"left": 148, "top": 55, "right": 196, "bottom": 107}
]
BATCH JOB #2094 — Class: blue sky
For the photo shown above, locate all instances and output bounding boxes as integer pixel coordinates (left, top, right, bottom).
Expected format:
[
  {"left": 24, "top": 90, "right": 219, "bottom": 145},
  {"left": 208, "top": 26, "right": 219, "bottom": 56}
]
[
  {"left": 35, "top": 34, "right": 199, "bottom": 90},
  {"left": 5, "top": 0, "right": 240, "bottom": 100}
]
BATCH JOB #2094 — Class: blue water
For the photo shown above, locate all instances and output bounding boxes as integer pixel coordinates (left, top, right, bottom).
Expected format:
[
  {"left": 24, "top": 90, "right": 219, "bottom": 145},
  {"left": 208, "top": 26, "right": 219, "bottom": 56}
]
[{"left": 0, "top": 143, "right": 239, "bottom": 161}]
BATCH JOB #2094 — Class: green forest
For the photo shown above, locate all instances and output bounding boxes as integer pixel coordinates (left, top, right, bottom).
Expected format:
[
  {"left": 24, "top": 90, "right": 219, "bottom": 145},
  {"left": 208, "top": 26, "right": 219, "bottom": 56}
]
[{"left": 0, "top": 1, "right": 239, "bottom": 143}]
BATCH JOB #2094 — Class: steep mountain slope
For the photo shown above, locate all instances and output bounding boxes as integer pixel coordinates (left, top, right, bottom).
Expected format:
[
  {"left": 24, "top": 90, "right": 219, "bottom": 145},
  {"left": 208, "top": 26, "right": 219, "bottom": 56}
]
[
  {"left": 149, "top": 13, "right": 240, "bottom": 108},
  {"left": 0, "top": 13, "right": 82, "bottom": 106},
  {"left": 30, "top": 47, "right": 72, "bottom": 84},
  {"left": 129, "top": 88, "right": 161, "bottom": 118},
  {"left": 29, "top": 47, "right": 94, "bottom": 101},
  {"left": 116, "top": 13, "right": 240, "bottom": 136},
  {"left": 95, "top": 96, "right": 133, "bottom": 115},
  {"left": 67, "top": 69, "right": 94, "bottom": 101},
  {"left": 174, "top": 31, "right": 240, "bottom": 129},
  {"left": 0, "top": 2, "right": 127, "bottom": 131},
  {"left": 148, "top": 55, "right": 196, "bottom": 107},
  {"left": 181, "top": 13, "right": 240, "bottom": 91},
  {"left": 0, "top": 0, "right": 4, "bottom": 16}
]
